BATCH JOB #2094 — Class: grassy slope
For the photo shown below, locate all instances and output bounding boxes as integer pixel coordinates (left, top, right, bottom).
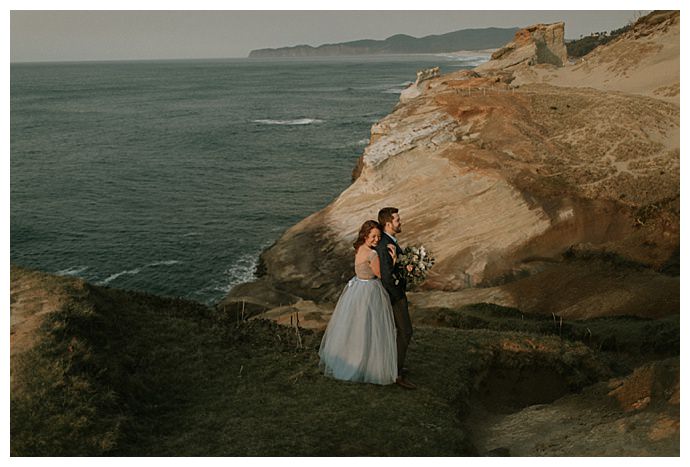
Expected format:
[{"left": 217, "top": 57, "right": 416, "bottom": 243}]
[
  {"left": 10, "top": 266, "right": 679, "bottom": 456},
  {"left": 12, "top": 268, "right": 475, "bottom": 456}
]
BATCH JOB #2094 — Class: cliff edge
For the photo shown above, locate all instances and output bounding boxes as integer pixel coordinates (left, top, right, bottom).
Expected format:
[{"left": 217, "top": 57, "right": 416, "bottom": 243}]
[
  {"left": 222, "top": 11, "right": 679, "bottom": 328},
  {"left": 10, "top": 265, "right": 679, "bottom": 455}
]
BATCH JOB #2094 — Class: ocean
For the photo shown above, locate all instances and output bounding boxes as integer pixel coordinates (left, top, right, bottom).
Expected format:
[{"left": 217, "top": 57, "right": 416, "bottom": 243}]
[{"left": 10, "top": 54, "right": 485, "bottom": 304}]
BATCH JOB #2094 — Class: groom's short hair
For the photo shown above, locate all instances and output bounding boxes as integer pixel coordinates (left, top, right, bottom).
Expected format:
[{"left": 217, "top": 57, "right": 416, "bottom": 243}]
[{"left": 378, "top": 207, "right": 399, "bottom": 227}]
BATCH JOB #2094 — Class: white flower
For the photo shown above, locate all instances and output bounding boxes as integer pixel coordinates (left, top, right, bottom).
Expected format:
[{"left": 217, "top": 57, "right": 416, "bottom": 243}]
[{"left": 397, "top": 244, "right": 435, "bottom": 289}]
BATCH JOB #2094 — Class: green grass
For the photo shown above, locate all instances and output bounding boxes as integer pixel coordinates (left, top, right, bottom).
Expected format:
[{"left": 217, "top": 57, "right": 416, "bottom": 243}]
[
  {"left": 416, "top": 303, "right": 680, "bottom": 363},
  {"left": 11, "top": 277, "right": 635, "bottom": 456}
]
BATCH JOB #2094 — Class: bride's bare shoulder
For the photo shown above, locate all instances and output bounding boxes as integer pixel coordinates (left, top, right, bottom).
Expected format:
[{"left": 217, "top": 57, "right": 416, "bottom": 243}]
[{"left": 355, "top": 245, "right": 375, "bottom": 260}]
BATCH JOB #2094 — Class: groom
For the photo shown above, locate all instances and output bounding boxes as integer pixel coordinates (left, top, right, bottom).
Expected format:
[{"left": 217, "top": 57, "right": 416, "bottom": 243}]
[{"left": 376, "top": 207, "right": 416, "bottom": 390}]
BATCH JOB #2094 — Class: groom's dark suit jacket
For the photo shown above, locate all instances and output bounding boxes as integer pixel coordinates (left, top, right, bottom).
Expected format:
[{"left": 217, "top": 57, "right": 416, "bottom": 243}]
[{"left": 376, "top": 233, "right": 406, "bottom": 303}]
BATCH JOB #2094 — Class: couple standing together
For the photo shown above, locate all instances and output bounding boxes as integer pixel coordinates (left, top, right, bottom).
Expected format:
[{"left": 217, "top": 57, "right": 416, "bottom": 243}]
[{"left": 319, "top": 207, "right": 417, "bottom": 389}]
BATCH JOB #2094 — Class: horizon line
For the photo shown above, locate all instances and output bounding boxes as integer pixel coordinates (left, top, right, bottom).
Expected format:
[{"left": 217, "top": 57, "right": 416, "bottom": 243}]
[{"left": 11, "top": 51, "right": 505, "bottom": 65}]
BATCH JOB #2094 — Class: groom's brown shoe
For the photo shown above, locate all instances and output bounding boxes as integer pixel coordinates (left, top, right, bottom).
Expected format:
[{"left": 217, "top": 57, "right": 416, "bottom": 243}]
[{"left": 395, "top": 376, "right": 417, "bottom": 390}]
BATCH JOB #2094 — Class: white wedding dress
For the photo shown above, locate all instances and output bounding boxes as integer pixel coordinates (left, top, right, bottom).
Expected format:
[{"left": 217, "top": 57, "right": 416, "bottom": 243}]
[{"left": 318, "top": 248, "right": 398, "bottom": 385}]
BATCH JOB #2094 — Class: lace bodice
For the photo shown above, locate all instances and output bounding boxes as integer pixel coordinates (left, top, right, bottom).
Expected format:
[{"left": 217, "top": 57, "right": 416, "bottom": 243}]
[{"left": 354, "top": 249, "right": 378, "bottom": 279}]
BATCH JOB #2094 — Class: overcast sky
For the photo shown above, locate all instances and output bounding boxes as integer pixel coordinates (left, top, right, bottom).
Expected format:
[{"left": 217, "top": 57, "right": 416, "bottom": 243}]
[{"left": 11, "top": 10, "right": 647, "bottom": 63}]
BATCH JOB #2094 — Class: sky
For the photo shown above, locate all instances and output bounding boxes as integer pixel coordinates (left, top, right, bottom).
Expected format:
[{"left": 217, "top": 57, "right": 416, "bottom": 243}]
[{"left": 10, "top": 9, "right": 650, "bottom": 62}]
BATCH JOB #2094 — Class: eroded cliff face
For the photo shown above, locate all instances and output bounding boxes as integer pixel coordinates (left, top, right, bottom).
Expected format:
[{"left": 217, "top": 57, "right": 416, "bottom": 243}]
[
  {"left": 511, "top": 11, "right": 680, "bottom": 103},
  {"left": 221, "top": 12, "right": 679, "bottom": 324},
  {"left": 476, "top": 22, "right": 568, "bottom": 71}
]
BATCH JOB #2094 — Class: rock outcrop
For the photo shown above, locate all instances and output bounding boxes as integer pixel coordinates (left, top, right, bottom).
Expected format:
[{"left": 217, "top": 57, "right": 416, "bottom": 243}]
[
  {"left": 400, "top": 66, "right": 441, "bottom": 103},
  {"left": 509, "top": 11, "right": 680, "bottom": 103},
  {"left": 476, "top": 22, "right": 568, "bottom": 73},
  {"left": 470, "top": 357, "right": 680, "bottom": 456},
  {"left": 222, "top": 12, "right": 679, "bottom": 328}
]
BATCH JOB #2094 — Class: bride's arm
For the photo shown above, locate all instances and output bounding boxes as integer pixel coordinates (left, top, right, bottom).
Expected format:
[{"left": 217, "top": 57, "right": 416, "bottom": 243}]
[
  {"left": 387, "top": 244, "right": 397, "bottom": 264},
  {"left": 370, "top": 254, "right": 382, "bottom": 279}
]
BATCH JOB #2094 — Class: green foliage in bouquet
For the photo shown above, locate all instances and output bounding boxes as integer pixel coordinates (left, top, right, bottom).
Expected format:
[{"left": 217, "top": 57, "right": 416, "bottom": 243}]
[{"left": 397, "top": 245, "right": 435, "bottom": 290}]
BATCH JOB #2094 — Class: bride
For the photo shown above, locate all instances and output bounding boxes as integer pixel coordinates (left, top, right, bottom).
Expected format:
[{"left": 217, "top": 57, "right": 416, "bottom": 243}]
[{"left": 318, "top": 220, "right": 398, "bottom": 385}]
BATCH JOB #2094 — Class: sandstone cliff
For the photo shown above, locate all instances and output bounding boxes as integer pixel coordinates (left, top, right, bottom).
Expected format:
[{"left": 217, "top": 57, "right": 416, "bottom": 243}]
[
  {"left": 511, "top": 10, "right": 680, "bottom": 103},
  {"left": 10, "top": 12, "right": 680, "bottom": 457},
  {"left": 476, "top": 22, "right": 568, "bottom": 71},
  {"left": 222, "top": 11, "right": 679, "bottom": 327}
]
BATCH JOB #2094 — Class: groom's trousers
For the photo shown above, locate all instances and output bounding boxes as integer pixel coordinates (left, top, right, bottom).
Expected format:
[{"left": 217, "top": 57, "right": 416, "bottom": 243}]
[{"left": 391, "top": 296, "right": 413, "bottom": 375}]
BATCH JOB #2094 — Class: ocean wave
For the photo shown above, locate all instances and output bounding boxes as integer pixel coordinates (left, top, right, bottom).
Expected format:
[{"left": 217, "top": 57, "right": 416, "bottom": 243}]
[
  {"left": 382, "top": 81, "right": 414, "bottom": 94},
  {"left": 98, "top": 260, "right": 181, "bottom": 285},
  {"left": 100, "top": 268, "right": 142, "bottom": 285},
  {"left": 55, "top": 265, "right": 89, "bottom": 276},
  {"left": 448, "top": 59, "right": 489, "bottom": 68},
  {"left": 220, "top": 253, "right": 260, "bottom": 292},
  {"left": 359, "top": 82, "right": 412, "bottom": 91},
  {"left": 148, "top": 260, "right": 182, "bottom": 267},
  {"left": 355, "top": 138, "right": 370, "bottom": 146},
  {"left": 436, "top": 52, "right": 490, "bottom": 60},
  {"left": 440, "top": 55, "right": 491, "bottom": 67},
  {"left": 194, "top": 252, "right": 262, "bottom": 305},
  {"left": 253, "top": 118, "right": 323, "bottom": 126}
]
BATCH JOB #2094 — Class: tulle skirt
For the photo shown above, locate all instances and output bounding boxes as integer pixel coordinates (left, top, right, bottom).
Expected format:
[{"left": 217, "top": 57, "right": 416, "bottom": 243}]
[{"left": 319, "top": 277, "right": 398, "bottom": 385}]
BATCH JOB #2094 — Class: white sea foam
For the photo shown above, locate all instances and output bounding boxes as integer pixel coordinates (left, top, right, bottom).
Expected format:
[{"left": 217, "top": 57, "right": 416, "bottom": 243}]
[
  {"left": 439, "top": 54, "right": 491, "bottom": 68},
  {"left": 148, "top": 260, "right": 182, "bottom": 267},
  {"left": 253, "top": 118, "right": 323, "bottom": 126},
  {"left": 221, "top": 253, "right": 260, "bottom": 292},
  {"left": 195, "top": 251, "right": 264, "bottom": 305},
  {"left": 55, "top": 265, "right": 89, "bottom": 276},
  {"left": 100, "top": 268, "right": 142, "bottom": 285},
  {"left": 448, "top": 59, "right": 489, "bottom": 68},
  {"left": 356, "top": 138, "right": 370, "bottom": 146},
  {"left": 380, "top": 81, "right": 415, "bottom": 94},
  {"left": 182, "top": 232, "right": 202, "bottom": 237},
  {"left": 97, "top": 260, "right": 180, "bottom": 285}
]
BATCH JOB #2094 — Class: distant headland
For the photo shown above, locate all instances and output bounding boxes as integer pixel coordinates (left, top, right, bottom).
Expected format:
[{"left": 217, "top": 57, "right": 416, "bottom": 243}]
[{"left": 248, "top": 27, "right": 519, "bottom": 58}]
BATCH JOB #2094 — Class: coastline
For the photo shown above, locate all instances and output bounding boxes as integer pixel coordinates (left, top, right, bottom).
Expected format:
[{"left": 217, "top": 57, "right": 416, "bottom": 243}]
[
  {"left": 220, "top": 12, "right": 679, "bottom": 324},
  {"left": 244, "top": 50, "right": 495, "bottom": 61},
  {"left": 10, "top": 52, "right": 492, "bottom": 66},
  {"left": 10, "top": 11, "right": 680, "bottom": 456},
  {"left": 13, "top": 57, "right": 453, "bottom": 304}
]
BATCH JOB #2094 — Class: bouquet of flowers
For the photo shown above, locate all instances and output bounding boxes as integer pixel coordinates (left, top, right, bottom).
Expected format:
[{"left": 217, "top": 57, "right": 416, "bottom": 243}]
[{"left": 396, "top": 245, "right": 435, "bottom": 290}]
